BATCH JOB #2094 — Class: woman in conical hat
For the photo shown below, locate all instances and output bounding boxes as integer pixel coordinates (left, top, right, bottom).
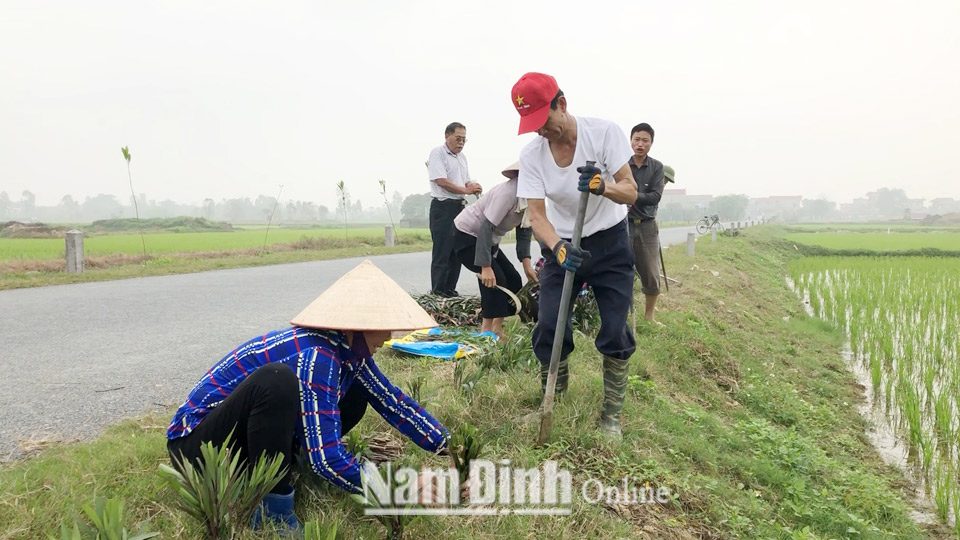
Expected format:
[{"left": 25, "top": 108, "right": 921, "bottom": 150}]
[
  {"left": 452, "top": 161, "right": 537, "bottom": 338},
  {"left": 166, "top": 261, "right": 460, "bottom": 533}
]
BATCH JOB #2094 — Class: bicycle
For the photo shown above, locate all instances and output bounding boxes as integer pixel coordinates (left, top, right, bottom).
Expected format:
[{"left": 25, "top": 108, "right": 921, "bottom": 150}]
[{"left": 696, "top": 214, "right": 725, "bottom": 235}]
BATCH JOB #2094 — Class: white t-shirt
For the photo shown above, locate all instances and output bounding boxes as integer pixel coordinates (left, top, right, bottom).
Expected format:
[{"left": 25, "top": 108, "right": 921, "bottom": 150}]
[
  {"left": 516, "top": 116, "right": 633, "bottom": 238},
  {"left": 427, "top": 145, "right": 470, "bottom": 200}
]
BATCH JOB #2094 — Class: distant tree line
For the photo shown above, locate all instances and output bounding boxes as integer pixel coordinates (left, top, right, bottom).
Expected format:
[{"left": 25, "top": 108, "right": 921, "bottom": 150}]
[
  {"left": 1, "top": 186, "right": 921, "bottom": 226},
  {"left": 0, "top": 189, "right": 437, "bottom": 225}
]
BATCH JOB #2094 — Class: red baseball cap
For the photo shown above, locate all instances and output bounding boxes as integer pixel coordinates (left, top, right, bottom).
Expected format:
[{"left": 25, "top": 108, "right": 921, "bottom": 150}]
[{"left": 511, "top": 72, "right": 560, "bottom": 135}]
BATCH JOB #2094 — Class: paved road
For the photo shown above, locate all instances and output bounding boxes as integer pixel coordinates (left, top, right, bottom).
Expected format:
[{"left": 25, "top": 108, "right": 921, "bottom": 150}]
[{"left": 0, "top": 225, "right": 696, "bottom": 459}]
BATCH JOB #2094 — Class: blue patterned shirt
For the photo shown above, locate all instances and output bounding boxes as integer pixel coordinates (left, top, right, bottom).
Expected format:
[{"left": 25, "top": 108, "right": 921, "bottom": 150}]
[{"left": 167, "top": 327, "right": 449, "bottom": 493}]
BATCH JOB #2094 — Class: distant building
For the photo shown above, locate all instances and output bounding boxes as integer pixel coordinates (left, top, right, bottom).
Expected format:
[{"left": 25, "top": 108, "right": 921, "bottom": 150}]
[
  {"left": 747, "top": 196, "right": 803, "bottom": 219},
  {"left": 907, "top": 198, "right": 926, "bottom": 212},
  {"left": 929, "top": 198, "right": 960, "bottom": 215},
  {"left": 662, "top": 189, "right": 714, "bottom": 210}
]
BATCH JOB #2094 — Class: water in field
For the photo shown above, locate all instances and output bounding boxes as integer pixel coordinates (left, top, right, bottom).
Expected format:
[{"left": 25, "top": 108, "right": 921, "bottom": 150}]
[{"left": 788, "top": 257, "right": 960, "bottom": 529}]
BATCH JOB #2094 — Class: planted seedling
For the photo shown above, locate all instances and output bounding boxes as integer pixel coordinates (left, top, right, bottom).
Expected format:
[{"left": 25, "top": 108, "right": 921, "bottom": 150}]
[
  {"left": 51, "top": 497, "right": 159, "bottom": 540},
  {"left": 158, "top": 433, "right": 286, "bottom": 540},
  {"left": 344, "top": 430, "right": 371, "bottom": 461},
  {"left": 303, "top": 519, "right": 339, "bottom": 540},
  {"left": 448, "top": 423, "right": 485, "bottom": 486}
]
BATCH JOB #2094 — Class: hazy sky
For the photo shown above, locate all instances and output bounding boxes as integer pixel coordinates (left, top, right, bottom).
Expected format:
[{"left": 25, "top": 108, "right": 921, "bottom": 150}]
[{"left": 2, "top": 0, "right": 959, "bottom": 209}]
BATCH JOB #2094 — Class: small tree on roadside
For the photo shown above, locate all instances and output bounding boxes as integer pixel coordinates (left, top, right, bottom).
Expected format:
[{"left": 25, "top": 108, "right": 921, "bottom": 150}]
[
  {"left": 337, "top": 181, "right": 348, "bottom": 239},
  {"left": 261, "top": 184, "right": 283, "bottom": 253},
  {"left": 121, "top": 146, "right": 147, "bottom": 263},
  {"left": 379, "top": 180, "right": 399, "bottom": 241}
]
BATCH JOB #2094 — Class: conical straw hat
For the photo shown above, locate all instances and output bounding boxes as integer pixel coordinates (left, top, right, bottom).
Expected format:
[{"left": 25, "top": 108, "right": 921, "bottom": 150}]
[
  {"left": 291, "top": 260, "right": 438, "bottom": 331},
  {"left": 501, "top": 161, "right": 520, "bottom": 178}
]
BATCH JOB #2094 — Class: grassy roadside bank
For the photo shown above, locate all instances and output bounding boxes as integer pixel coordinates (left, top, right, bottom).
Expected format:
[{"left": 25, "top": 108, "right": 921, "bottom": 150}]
[
  {"left": 0, "top": 241, "right": 432, "bottom": 290},
  {"left": 0, "top": 227, "right": 948, "bottom": 539}
]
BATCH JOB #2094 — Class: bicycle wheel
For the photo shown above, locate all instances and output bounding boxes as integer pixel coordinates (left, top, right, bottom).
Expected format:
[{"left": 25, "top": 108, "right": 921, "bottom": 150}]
[
  {"left": 716, "top": 222, "right": 725, "bottom": 232},
  {"left": 696, "top": 219, "right": 709, "bottom": 235}
]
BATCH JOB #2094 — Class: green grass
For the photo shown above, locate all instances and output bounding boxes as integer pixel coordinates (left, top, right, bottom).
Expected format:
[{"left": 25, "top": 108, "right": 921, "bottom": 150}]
[
  {"left": 0, "top": 225, "right": 432, "bottom": 290},
  {"left": 785, "top": 232, "right": 960, "bottom": 252},
  {"left": 0, "top": 242, "right": 433, "bottom": 290},
  {"left": 0, "top": 228, "right": 948, "bottom": 539},
  {"left": 0, "top": 227, "right": 429, "bottom": 261}
]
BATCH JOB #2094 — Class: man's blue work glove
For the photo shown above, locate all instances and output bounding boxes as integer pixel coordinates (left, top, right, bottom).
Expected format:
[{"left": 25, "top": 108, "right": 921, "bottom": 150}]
[
  {"left": 576, "top": 163, "right": 604, "bottom": 195},
  {"left": 552, "top": 239, "right": 590, "bottom": 272}
]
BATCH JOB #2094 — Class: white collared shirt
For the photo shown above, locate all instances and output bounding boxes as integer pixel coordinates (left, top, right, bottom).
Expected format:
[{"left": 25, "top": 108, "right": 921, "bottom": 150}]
[
  {"left": 427, "top": 144, "right": 470, "bottom": 200},
  {"left": 516, "top": 116, "right": 633, "bottom": 238}
]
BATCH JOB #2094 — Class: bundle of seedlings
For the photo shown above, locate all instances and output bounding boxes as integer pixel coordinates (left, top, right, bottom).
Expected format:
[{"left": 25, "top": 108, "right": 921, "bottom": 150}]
[
  {"left": 516, "top": 279, "right": 600, "bottom": 332},
  {"left": 396, "top": 328, "right": 496, "bottom": 350},
  {"left": 158, "top": 433, "right": 287, "bottom": 540},
  {"left": 413, "top": 293, "right": 482, "bottom": 327},
  {"left": 367, "top": 433, "right": 405, "bottom": 465}
]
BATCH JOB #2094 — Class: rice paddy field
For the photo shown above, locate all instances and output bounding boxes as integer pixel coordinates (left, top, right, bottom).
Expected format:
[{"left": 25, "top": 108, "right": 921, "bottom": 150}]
[
  {"left": 785, "top": 232, "right": 960, "bottom": 252},
  {"left": 787, "top": 228, "right": 960, "bottom": 534},
  {"left": 0, "top": 226, "right": 429, "bottom": 261}
]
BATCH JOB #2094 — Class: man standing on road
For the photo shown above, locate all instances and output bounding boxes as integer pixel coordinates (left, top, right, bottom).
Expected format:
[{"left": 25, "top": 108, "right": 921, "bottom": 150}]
[
  {"left": 511, "top": 72, "right": 638, "bottom": 439},
  {"left": 626, "top": 123, "right": 666, "bottom": 324},
  {"left": 427, "top": 122, "right": 483, "bottom": 297}
]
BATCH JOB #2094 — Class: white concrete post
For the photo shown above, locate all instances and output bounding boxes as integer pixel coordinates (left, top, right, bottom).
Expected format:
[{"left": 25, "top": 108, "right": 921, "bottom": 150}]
[
  {"left": 686, "top": 232, "right": 695, "bottom": 256},
  {"left": 66, "top": 230, "right": 84, "bottom": 274},
  {"left": 384, "top": 225, "right": 395, "bottom": 247},
  {"left": 711, "top": 228, "right": 717, "bottom": 242}
]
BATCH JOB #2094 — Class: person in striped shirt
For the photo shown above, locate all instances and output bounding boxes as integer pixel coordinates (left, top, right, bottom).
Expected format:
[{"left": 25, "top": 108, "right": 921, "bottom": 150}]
[{"left": 166, "top": 261, "right": 454, "bottom": 533}]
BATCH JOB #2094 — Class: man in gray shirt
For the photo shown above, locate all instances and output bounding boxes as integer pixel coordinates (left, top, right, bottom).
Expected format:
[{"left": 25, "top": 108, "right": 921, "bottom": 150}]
[
  {"left": 426, "top": 122, "right": 482, "bottom": 297},
  {"left": 626, "top": 123, "right": 665, "bottom": 323}
]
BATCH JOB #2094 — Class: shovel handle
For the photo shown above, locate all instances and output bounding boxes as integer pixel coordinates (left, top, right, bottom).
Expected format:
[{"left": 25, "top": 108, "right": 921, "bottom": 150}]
[{"left": 537, "top": 161, "right": 594, "bottom": 445}]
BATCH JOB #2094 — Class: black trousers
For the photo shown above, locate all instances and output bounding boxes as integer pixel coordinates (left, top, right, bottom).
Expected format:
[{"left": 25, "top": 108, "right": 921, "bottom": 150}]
[
  {"left": 166, "top": 363, "right": 369, "bottom": 492},
  {"left": 533, "top": 219, "right": 636, "bottom": 366},
  {"left": 454, "top": 230, "right": 523, "bottom": 319},
  {"left": 430, "top": 198, "right": 465, "bottom": 295}
]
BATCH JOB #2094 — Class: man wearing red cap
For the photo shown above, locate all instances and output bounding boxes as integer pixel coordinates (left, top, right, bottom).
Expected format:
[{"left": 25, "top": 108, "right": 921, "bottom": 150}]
[{"left": 510, "top": 72, "right": 638, "bottom": 438}]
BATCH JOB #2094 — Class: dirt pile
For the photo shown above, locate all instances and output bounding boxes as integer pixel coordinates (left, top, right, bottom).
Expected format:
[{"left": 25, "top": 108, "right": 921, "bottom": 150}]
[
  {"left": 0, "top": 221, "right": 70, "bottom": 239},
  {"left": 920, "top": 212, "right": 960, "bottom": 226}
]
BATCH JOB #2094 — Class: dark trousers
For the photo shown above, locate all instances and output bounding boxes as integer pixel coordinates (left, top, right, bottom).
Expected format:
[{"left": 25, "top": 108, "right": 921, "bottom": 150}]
[
  {"left": 533, "top": 220, "right": 636, "bottom": 369},
  {"left": 454, "top": 230, "right": 523, "bottom": 319},
  {"left": 628, "top": 219, "right": 661, "bottom": 296},
  {"left": 429, "top": 198, "right": 465, "bottom": 296},
  {"left": 166, "top": 363, "right": 369, "bottom": 492}
]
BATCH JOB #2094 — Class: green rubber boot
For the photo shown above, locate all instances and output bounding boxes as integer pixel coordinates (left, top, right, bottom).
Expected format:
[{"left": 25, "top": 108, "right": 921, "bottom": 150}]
[{"left": 600, "top": 355, "right": 629, "bottom": 440}]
